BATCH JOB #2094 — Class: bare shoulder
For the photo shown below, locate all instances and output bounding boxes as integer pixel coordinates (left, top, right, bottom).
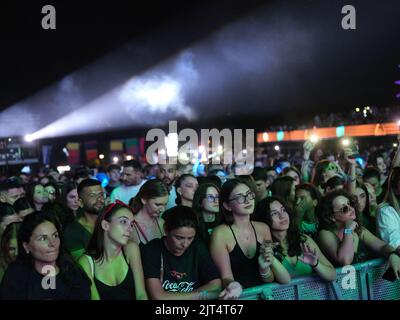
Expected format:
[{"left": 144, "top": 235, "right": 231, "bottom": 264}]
[
  {"left": 124, "top": 241, "right": 140, "bottom": 257},
  {"left": 252, "top": 221, "right": 271, "bottom": 239}
]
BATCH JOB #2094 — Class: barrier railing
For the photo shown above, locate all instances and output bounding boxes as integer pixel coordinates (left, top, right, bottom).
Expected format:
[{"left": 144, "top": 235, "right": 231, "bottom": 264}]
[{"left": 240, "top": 259, "right": 400, "bottom": 300}]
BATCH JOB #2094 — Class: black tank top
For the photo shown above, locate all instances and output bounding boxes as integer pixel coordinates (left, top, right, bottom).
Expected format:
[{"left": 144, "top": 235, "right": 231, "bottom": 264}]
[
  {"left": 228, "top": 223, "right": 263, "bottom": 288},
  {"left": 93, "top": 252, "right": 136, "bottom": 300}
]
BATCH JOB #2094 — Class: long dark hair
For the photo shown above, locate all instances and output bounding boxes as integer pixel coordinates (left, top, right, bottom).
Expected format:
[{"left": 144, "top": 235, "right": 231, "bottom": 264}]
[
  {"left": 253, "top": 196, "right": 305, "bottom": 258},
  {"left": 220, "top": 179, "right": 251, "bottom": 225},
  {"left": 192, "top": 183, "right": 221, "bottom": 243},
  {"left": 129, "top": 179, "right": 168, "bottom": 213},
  {"left": 86, "top": 202, "right": 133, "bottom": 262},
  {"left": 17, "top": 211, "right": 88, "bottom": 286},
  {"left": 312, "top": 160, "right": 332, "bottom": 187},
  {"left": 0, "top": 222, "right": 21, "bottom": 264},
  {"left": 318, "top": 189, "right": 363, "bottom": 235}
]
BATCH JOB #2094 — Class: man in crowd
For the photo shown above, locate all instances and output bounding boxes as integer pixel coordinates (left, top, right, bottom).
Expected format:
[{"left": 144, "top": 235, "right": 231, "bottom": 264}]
[
  {"left": 110, "top": 159, "right": 146, "bottom": 204},
  {"left": 64, "top": 179, "right": 105, "bottom": 260}
]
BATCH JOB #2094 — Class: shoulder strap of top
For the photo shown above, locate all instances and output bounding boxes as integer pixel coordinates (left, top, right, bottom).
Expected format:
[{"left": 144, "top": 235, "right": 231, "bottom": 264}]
[
  {"left": 86, "top": 255, "right": 95, "bottom": 278},
  {"left": 133, "top": 219, "right": 149, "bottom": 243},
  {"left": 228, "top": 224, "right": 239, "bottom": 244},
  {"left": 250, "top": 222, "right": 259, "bottom": 243}
]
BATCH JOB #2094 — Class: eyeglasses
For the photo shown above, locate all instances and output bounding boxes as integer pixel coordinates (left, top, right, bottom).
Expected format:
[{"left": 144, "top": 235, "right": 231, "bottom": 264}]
[
  {"left": 333, "top": 203, "right": 355, "bottom": 215},
  {"left": 229, "top": 191, "right": 256, "bottom": 204},
  {"left": 205, "top": 194, "right": 219, "bottom": 203}
]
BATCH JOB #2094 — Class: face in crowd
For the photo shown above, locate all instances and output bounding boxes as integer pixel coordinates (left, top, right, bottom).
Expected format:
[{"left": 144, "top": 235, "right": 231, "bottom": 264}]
[
  {"left": 79, "top": 185, "right": 105, "bottom": 215},
  {"left": 201, "top": 186, "right": 220, "bottom": 214},
  {"left": 142, "top": 195, "right": 169, "bottom": 218},
  {"left": 177, "top": 176, "right": 199, "bottom": 203},
  {"left": 109, "top": 169, "right": 121, "bottom": 184},
  {"left": 224, "top": 183, "right": 255, "bottom": 216},
  {"left": 122, "top": 166, "right": 142, "bottom": 187},
  {"left": 164, "top": 225, "right": 196, "bottom": 257},
  {"left": 102, "top": 207, "right": 135, "bottom": 247},
  {"left": 23, "top": 220, "right": 60, "bottom": 266},
  {"left": 66, "top": 188, "right": 80, "bottom": 212},
  {"left": 269, "top": 200, "right": 290, "bottom": 231},
  {"left": 0, "top": 186, "right": 25, "bottom": 206},
  {"left": 331, "top": 195, "right": 356, "bottom": 224},
  {"left": 157, "top": 164, "right": 177, "bottom": 188}
]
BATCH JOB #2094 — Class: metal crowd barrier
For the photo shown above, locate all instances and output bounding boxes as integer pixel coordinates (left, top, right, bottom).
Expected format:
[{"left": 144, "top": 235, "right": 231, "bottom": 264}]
[{"left": 240, "top": 259, "right": 400, "bottom": 300}]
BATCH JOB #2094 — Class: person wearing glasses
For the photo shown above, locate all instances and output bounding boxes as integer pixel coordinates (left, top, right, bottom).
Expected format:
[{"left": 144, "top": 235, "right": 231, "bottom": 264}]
[
  {"left": 78, "top": 201, "right": 147, "bottom": 300},
  {"left": 210, "top": 179, "right": 290, "bottom": 300},
  {"left": 192, "top": 183, "right": 222, "bottom": 246},
  {"left": 312, "top": 160, "right": 347, "bottom": 194},
  {"left": 140, "top": 205, "right": 222, "bottom": 300},
  {"left": 129, "top": 179, "right": 169, "bottom": 246},
  {"left": 64, "top": 179, "right": 106, "bottom": 261},
  {"left": 317, "top": 189, "right": 400, "bottom": 276},
  {"left": 254, "top": 196, "right": 336, "bottom": 281}
]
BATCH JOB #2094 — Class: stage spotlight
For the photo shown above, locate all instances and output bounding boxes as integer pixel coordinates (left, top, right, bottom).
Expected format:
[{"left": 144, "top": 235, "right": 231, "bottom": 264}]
[
  {"left": 341, "top": 138, "right": 350, "bottom": 146},
  {"left": 99, "top": 154, "right": 105, "bottom": 160},
  {"left": 310, "top": 135, "right": 319, "bottom": 143},
  {"left": 274, "top": 145, "right": 280, "bottom": 151},
  {"left": 24, "top": 134, "right": 34, "bottom": 142}
]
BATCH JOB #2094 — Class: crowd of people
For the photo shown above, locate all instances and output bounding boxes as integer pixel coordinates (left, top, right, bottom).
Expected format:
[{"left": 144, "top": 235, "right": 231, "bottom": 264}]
[{"left": 0, "top": 135, "right": 400, "bottom": 300}]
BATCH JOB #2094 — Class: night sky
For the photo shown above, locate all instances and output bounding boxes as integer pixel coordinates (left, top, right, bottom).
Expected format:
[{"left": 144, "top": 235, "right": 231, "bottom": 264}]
[{"left": 1, "top": 0, "right": 400, "bottom": 136}]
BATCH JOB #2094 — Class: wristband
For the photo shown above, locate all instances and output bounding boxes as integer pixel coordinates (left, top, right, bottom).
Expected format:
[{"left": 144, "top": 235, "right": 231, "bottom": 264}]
[
  {"left": 199, "top": 290, "right": 208, "bottom": 300},
  {"left": 343, "top": 228, "right": 353, "bottom": 235},
  {"left": 312, "top": 259, "right": 319, "bottom": 268}
]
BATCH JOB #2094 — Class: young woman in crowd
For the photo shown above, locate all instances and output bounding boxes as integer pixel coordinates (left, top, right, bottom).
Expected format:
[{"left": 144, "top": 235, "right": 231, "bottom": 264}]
[
  {"left": 174, "top": 174, "right": 199, "bottom": 207},
  {"left": 312, "top": 160, "right": 346, "bottom": 193},
  {"left": 192, "top": 183, "right": 222, "bottom": 246},
  {"left": 0, "top": 222, "right": 21, "bottom": 282},
  {"left": 78, "top": 201, "right": 147, "bottom": 300},
  {"left": 0, "top": 211, "right": 91, "bottom": 299},
  {"left": 140, "top": 205, "right": 222, "bottom": 300},
  {"left": 318, "top": 189, "right": 400, "bottom": 275},
  {"left": 26, "top": 182, "right": 49, "bottom": 211},
  {"left": 129, "top": 179, "right": 169, "bottom": 246},
  {"left": 254, "top": 196, "right": 336, "bottom": 281},
  {"left": 210, "top": 179, "right": 290, "bottom": 299},
  {"left": 352, "top": 182, "right": 376, "bottom": 235},
  {"left": 282, "top": 166, "right": 302, "bottom": 186},
  {"left": 376, "top": 167, "right": 400, "bottom": 253}
]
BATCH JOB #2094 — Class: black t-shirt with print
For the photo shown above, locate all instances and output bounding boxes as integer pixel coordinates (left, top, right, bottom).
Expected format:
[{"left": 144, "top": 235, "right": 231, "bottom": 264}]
[{"left": 141, "top": 237, "right": 220, "bottom": 293}]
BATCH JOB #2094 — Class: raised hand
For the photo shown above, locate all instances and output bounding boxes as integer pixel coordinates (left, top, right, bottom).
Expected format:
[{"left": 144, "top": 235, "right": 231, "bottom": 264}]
[
  {"left": 343, "top": 147, "right": 356, "bottom": 165},
  {"left": 345, "top": 220, "right": 358, "bottom": 231},
  {"left": 299, "top": 242, "right": 318, "bottom": 267}
]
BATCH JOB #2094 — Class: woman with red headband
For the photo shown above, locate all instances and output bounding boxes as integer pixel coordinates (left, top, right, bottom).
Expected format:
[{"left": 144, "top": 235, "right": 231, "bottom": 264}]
[{"left": 78, "top": 201, "right": 148, "bottom": 300}]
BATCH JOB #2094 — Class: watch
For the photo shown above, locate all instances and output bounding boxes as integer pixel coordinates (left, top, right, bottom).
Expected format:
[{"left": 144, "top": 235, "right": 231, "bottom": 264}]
[{"left": 343, "top": 228, "right": 353, "bottom": 235}]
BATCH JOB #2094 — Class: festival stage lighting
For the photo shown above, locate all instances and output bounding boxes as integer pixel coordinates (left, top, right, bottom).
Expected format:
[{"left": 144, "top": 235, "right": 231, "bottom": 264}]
[
  {"left": 274, "top": 145, "right": 280, "bottom": 151},
  {"left": 24, "top": 134, "right": 34, "bottom": 142},
  {"left": 341, "top": 138, "right": 350, "bottom": 146},
  {"left": 99, "top": 154, "right": 105, "bottom": 160},
  {"left": 126, "top": 155, "right": 133, "bottom": 161},
  {"left": 310, "top": 135, "right": 319, "bottom": 143},
  {"left": 113, "top": 156, "right": 119, "bottom": 163}
]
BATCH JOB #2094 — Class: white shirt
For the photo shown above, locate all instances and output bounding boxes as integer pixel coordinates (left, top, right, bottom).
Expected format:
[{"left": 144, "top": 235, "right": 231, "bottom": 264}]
[
  {"left": 376, "top": 204, "right": 400, "bottom": 249},
  {"left": 110, "top": 180, "right": 146, "bottom": 205}
]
